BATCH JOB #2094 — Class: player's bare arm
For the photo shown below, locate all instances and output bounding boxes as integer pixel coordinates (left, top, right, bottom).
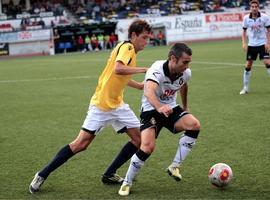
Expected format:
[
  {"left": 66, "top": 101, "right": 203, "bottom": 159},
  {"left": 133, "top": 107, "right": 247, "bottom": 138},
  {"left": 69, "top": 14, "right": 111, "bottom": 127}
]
[
  {"left": 180, "top": 83, "right": 188, "bottom": 111},
  {"left": 242, "top": 29, "right": 247, "bottom": 51},
  {"left": 127, "top": 80, "right": 144, "bottom": 90},
  {"left": 144, "top": 80, "right": 172, "bottom": 117},
  {"left": 115, "top": 61, "right": 148, "bottom": 75}
]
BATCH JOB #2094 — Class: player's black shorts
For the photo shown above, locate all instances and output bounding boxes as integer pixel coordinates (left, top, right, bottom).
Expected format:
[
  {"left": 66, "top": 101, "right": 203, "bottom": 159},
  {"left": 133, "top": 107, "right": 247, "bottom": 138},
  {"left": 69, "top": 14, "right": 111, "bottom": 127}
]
[
  {"left": 140, "top": 105, "right": 189, "bottom": 137},
  {"left": 246, "top": 45, "right": 270, "bottom": 61}
]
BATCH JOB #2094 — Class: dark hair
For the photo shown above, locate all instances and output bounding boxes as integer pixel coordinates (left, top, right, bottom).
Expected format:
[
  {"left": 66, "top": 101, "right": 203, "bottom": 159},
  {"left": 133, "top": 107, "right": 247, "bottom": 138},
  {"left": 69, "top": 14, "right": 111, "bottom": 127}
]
[
  {"left": 168, "top": 43, "right": 192, "bottom": 59},
  {"left": 128, "top": 19, "right": 151, "bottom": 39},
  {"left": 250, "top": 0, "right": 259, "bottom": 5}
]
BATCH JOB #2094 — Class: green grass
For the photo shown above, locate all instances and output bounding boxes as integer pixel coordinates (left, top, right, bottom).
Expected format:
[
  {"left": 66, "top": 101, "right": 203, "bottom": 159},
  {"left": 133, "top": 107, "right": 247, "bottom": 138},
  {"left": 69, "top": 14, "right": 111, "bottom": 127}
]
[{"left": 0, "top": 40, "right": 270, "bottom": 199}]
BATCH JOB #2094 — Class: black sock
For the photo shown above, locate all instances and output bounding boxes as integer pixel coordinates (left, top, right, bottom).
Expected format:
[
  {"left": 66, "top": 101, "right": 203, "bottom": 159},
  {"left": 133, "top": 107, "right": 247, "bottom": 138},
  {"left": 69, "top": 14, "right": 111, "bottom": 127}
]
[
  {"left": 104, "top": 141, "right": 138, "bottom": 176},
  {"left": 38, "top": 144, "right": 74, "bottom": 179}
]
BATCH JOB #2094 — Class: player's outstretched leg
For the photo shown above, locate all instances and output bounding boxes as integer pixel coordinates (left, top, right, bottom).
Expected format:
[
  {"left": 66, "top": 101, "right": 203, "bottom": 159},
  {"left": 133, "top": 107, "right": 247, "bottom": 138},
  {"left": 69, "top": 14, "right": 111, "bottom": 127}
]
[
  {"left": 29, "top": 172, "right": 45, "bottom": 193},
  {"left": 29, "top": 144, "right": 74, "bottom": 193}
]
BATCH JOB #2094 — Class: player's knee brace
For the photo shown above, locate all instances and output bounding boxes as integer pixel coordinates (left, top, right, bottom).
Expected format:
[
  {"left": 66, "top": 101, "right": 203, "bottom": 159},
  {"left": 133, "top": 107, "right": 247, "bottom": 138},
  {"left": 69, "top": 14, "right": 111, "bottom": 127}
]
[{"left": 184, "top": 130, "right": 200, "bottom": 139}]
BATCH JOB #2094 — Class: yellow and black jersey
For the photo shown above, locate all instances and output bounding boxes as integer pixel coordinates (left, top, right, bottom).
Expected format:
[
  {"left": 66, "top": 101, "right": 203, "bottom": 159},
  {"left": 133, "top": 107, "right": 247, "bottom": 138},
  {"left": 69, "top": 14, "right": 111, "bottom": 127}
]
[{"left": 90, "top": 41, "right": 137, "bottom": 111}]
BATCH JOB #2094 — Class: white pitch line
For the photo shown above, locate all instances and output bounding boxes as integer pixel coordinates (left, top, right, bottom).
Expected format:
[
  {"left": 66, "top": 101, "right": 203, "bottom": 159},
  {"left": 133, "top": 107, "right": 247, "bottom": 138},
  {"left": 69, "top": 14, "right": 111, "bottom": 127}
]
[
  {"left": 0, "top": 75, "right": 94, "bottom": 83},
  {"left": 0, "top": 61, "right": 265, "bottom": 84}
]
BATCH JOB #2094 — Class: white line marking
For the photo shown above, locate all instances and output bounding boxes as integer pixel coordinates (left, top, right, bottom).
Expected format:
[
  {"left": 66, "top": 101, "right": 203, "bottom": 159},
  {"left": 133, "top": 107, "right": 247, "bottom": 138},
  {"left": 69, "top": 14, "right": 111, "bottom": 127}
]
[
  {"left": 0, "top": 61, "right": 265, "bottom": 84},
  {"left": 0, "top": 76, "right": 95, "bottom": 83}
]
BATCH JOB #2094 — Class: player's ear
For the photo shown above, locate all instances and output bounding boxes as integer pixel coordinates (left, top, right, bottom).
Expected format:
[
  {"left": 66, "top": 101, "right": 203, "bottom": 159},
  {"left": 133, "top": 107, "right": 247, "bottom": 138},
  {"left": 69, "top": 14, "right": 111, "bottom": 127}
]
[
  {"left": 170, "top": 55, "right": 178, "bottom": 63},
  {"left": 130, "top": 32, "right": 137, "bottom": 40}
]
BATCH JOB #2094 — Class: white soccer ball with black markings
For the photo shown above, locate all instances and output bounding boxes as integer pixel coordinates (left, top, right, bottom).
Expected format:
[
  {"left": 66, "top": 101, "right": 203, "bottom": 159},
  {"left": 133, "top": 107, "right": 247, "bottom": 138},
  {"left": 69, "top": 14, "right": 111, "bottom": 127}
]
[{"left": 208, "top": 163, "right": 233, "bottom": 187}]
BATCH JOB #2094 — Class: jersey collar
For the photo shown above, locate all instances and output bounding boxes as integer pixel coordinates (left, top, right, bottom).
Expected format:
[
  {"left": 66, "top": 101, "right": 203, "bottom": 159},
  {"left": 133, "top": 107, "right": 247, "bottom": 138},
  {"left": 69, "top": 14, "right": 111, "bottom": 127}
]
[
  {"left": 163, "top": 60, "right": 182, "bottom": 82},
  {"left": 249, "top": 11, "right": 261, "bottom": 19},
  {"left": 163, "top": 60, "right": 170, "bottom": 77}
]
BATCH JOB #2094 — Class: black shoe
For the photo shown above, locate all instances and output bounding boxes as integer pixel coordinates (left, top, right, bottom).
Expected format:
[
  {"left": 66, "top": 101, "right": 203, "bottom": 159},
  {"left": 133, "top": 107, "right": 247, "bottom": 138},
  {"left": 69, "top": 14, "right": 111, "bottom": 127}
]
[{"left": 101, "top": 173, "right": 124, "bottom": 185}]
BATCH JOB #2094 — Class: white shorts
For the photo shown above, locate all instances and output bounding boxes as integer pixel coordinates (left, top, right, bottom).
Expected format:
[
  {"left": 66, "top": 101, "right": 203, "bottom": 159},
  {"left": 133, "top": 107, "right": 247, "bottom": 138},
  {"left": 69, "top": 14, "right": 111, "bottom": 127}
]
[{"left": 82, "top": 103, "right": 140, "bottom": 135}]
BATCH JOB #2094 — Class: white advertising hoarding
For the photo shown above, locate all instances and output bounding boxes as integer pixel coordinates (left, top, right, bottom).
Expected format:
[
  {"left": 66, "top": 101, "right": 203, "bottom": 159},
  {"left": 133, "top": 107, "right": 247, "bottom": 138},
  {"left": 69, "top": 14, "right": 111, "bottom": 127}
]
[
  {"left": 0, "top": 29, "right": 51, "bottom": 43},
  {"left": 116, "top": 10, "right": 270, "bottom": 43}
]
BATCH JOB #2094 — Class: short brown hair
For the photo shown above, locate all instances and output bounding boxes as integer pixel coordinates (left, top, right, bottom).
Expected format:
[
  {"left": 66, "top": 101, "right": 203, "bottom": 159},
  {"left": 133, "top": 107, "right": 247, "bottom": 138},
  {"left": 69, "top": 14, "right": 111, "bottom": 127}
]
[
  {"left": 168, "top": 43, "right": 192, "bottom": 59},
  {"left": 128, "top": 19, "right": 151, "bottom": 39},
  {"left": 249, "top": 0, "right": 259, "bottom": 5}
]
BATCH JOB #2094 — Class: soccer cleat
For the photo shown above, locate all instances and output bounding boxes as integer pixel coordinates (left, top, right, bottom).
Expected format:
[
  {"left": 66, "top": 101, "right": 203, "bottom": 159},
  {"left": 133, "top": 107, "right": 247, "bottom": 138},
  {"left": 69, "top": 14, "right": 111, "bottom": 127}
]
[
  {"left": 118, "top": 183, "right": 131, "bottom": 196},
  {"left": 166, "top": 165, "right": 182, "bottom": 181},
  {"left": 29, "top": 172, "right": 45, "bottom": 194},
  {"left": 101, "top": 173, "right": 124, "bottom": 185},
  {"left": 239, "top": 87, "right": 248, "bottom": 95}
]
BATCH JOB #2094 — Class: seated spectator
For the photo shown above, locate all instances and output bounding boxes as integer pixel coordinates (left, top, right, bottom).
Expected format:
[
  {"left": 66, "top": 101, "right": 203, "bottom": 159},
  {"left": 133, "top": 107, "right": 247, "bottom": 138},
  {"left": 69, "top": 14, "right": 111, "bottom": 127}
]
[
  {"left": 97, "top": 33, "right": 104, "bottom": 50},
  {"left": 109, "top": 32, "right": 117, "bottom": 48},
  {"left": 84, "top": 35, "right": 92, "bottom": 52},
  {"left": 38, "top": 18, "right": 45, "bottom": 29},
  {"left": 157, "top": 30, "right": 166, "bottom": 46},
  {"left": 149, "top": 31, "right": 159, "bottom": 46},
  {"left": 104, "top": 34, "right": 111, "bottom": 50},
  {"left": 20, "top": 17, "right": 30, "bottom": 30},
  {"left": 91, "top": 34, "right": 99, "bottom": 51}
]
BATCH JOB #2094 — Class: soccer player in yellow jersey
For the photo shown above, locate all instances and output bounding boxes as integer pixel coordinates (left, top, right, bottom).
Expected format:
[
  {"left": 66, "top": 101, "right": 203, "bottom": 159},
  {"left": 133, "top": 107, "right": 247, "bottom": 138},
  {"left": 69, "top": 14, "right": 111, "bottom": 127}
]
[{"left": 29, "top": 20, "right": 151, "bottom": 193}]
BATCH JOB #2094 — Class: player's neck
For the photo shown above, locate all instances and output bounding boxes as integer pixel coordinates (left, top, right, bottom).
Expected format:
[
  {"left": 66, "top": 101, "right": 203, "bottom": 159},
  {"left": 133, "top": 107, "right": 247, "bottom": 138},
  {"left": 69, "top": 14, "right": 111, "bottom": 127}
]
[{"left": 251, "top": 12, "right": 258, "bottom": 18}]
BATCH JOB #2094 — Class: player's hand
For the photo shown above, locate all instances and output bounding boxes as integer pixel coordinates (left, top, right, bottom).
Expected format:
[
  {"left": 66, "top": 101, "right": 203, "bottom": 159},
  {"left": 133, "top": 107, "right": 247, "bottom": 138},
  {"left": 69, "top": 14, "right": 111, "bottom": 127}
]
[
  {"left": 157, "top": 105, "right": 173, "bottom": 117},
  {"left": 141, "top": 67, "right": 148, "bottom": 73},
  {"left": 265, "top": 44, "right": 269, "bottom": 53},
  {"left": 242, "top": 43, "right": 247, "bottom": 52}
]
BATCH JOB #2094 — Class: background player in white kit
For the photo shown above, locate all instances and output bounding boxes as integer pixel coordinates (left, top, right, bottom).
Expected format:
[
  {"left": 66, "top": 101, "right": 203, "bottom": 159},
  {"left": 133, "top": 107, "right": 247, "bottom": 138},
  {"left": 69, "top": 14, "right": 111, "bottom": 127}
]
[
  {"left": 118, "top": 43, "right": 201, "bottom": 196},
  {"left": 240, "top": 0, "right": 270, "bottom": 95}
]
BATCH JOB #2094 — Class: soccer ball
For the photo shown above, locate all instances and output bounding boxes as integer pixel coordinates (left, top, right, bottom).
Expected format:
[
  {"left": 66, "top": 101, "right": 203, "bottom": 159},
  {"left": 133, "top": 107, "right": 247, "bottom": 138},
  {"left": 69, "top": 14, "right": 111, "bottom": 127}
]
[{"left": 208, "top": 163, "right": 233, "bottom": 187}]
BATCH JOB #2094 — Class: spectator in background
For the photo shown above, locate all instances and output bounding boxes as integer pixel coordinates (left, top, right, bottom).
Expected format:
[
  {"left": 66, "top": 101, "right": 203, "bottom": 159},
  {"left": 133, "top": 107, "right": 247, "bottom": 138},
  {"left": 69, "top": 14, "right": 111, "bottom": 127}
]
[
  {"left": 53, "top": 29, "right": 60, "bottom": 54},
  {"left": 104, "top": 34, "right": 111, "bottom": 50},
  {"left": 91, "top": 34, "right": 99, "bottom": 51},
  {"left": 97, "top": 33, "right": 104, "bottom": 50},
  {"left": 149, "top": 31, "right": 159, "bottom": 46},
  {"left": 110, "top": 32, "right": 118, "bottom": 48},
  {"left": 157, "top": 30, "right": 166, "bottom": 46},
  {"left": 77, "top": 35, "right": 84, "bottom": 52},
  {"left": 84, "top": 35, "right": 92, "bottom": 52},
  {"left": 39, "top": 18, "right": 45, "bottom": 29},
  {"left": 20, "top": 17, "right": 30, "bottom": 30}
]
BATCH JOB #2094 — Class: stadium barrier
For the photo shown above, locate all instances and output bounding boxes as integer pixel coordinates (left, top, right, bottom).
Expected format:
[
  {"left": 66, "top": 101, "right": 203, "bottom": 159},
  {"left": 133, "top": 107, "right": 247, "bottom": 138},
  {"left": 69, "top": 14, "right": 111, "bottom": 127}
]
[{"left": 116, "top": 10, "right": 270, "bottom": 44}]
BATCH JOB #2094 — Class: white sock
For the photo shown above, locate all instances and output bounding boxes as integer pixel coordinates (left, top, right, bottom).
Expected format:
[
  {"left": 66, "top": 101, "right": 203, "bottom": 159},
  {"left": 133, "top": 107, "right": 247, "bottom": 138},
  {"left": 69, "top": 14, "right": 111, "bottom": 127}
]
[
  {"left": 123, "top": 153, "right": 144, "bottom": 185},
  {"left": 171, "top": 134, "right": 196, "bottom": 167},
  {"left": 243, "top": 70, "right": 251, "bottom": 90},
  {"left": 267, "top": 68, "right": 270, "bottom": 75}
]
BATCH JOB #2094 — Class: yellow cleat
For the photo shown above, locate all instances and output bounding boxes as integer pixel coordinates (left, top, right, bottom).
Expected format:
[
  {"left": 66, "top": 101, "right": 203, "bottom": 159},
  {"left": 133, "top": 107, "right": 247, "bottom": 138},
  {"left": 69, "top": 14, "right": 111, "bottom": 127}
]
[
  {"left": 167, "top": 166, "right": 182, "bottom": 181},
  {"left": 118, "top": 183, "right": 131, "bottom": 196}
]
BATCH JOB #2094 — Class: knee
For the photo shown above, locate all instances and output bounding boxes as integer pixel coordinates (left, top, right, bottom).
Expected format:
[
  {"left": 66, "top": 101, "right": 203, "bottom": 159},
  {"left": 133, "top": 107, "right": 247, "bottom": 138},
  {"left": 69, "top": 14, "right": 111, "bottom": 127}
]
[
  {"left": 191, "top": 119, "right": 200, "bottom": 131},
  {"left": 246, "top": 61, "right": 253, "bottom": 68},
  {"left": 70, "top": 141, "right": 89, "bottom": 153},
  {"left": 141, "top": 142, "right": 155, "bottom": 154}
]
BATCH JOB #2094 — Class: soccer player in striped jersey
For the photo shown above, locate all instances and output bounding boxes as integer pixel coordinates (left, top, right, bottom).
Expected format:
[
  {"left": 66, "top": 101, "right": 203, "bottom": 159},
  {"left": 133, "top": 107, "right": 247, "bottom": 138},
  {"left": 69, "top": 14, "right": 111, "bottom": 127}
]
[
  {"left": 119, "top": 43, "right": 201, "bottom": 196},
  {"left": 29, "top": 19, "right": 151, "bottom": 193},
  {"left": 240, "top": 0, "right": 270, "bottom": 94}
]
